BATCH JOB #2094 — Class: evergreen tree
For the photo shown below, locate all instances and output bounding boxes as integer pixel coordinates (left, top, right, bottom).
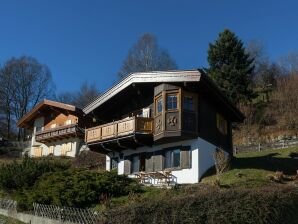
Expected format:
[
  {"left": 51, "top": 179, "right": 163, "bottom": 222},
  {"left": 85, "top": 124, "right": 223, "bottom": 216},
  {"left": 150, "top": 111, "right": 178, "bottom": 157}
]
[{"left": 208, "top": 29, "right": 255, "bottom": 104}]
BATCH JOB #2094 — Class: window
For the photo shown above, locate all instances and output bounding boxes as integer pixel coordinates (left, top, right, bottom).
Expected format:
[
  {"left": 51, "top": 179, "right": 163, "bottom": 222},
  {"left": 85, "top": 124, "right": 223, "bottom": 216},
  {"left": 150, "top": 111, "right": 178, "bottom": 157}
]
[
  {"left": 183, "top": 96, "right": 194, "bottom": 111},
  {"left": 167, "top": 94, "right": 177, "bottom": 110},
  {"left": 65, "top": 119, "right": 72, "bottom": 125},
  {"left": 165, "top": 148, "right": 181, "bottom": 169},
  {"left": 49, "top": 146, "right": 54, "bottom": 155},
  {"left": 36, "top": 126, "right": 43, "bottom": 132},
  {"left": 50, "top": 123, "right": 57, "bottom": 129},
  {"left": 110, "top": 157, "right": 118, "bottom": 170},
  {"left": 216, "top": 113, "right": 228, "bottom": 135},
  {"left": 156, "top": 97, "right": 163, "bottom": 114},
  {"left": 131, "top": 154, "right": 140, "bottom": 173}
]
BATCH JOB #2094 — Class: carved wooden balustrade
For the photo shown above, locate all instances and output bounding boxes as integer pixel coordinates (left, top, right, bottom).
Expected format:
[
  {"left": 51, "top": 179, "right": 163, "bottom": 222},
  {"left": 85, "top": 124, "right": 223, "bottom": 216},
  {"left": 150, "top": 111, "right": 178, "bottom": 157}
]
[
  {"left": 35, "top": 123, "right": 83, "bottom": 143},
  {"left": 86, "top": 116, "right": 153, "bottom": 144}
]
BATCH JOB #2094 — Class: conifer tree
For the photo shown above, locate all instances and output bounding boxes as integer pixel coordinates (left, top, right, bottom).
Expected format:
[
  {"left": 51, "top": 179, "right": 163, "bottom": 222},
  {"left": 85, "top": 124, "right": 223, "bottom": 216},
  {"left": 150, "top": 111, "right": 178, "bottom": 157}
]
[{"left": 208, "top": 29, "right": 255, "bottom": 104}]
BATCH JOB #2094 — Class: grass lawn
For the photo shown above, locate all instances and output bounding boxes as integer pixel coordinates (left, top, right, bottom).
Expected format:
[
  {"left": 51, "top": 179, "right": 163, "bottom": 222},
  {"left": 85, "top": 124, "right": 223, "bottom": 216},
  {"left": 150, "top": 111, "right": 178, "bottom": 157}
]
[
  {"left": 0, "top": 215, "right": 24, "bottom": 224},
  {"left": 201, "top": 147, "right": 298, "bottom": 187}
]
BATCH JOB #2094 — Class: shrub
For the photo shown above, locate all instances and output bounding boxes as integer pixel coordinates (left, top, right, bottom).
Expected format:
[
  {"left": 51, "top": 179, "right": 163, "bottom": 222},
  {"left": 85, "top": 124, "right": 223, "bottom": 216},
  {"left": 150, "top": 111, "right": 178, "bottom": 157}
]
[
  {"left": 19, "top": 169, "right": 141, "bottom": 210},
  {"left": 107, "top": 185, "right": 298, "bottom": 224},
  {"left": 72, "top": 150, "right": 106, "bottom": 170},
  {"left": 0, "top": 156, "right": 70, "bottom": 191}
]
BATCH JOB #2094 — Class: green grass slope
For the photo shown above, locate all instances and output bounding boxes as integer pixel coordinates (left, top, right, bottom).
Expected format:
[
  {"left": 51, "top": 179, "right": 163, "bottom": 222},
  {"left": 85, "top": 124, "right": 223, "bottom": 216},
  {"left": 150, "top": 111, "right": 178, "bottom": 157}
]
[{"left": 202, "top": 147, "right": 298, "bottom": 187}]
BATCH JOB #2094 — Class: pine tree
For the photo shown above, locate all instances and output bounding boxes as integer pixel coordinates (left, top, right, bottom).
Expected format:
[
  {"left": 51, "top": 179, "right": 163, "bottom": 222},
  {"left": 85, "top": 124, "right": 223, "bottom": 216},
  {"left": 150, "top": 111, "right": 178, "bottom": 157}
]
[{"left": 208, "top": 29, "right": 255, "bottom": 105}]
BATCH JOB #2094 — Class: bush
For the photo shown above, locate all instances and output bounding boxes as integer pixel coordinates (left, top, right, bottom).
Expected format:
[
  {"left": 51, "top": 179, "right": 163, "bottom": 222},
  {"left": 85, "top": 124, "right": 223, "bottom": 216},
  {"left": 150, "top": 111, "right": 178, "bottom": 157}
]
[
  {"left": 18, "top": 169, "right": 141, "bottom": 210},
  {"left": 0, "top": 156, "right": 70, "bottom": 191},
  {"left": 72, "top": 150, "right": 106, "bottom": 170},
  {"left": 107, "top": 185, "right": 298, "bottom": 224}
]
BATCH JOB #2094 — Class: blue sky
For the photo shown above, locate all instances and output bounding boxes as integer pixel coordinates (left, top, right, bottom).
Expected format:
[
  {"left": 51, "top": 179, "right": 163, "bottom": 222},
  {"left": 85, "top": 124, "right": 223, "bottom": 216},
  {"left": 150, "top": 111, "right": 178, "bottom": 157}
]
[{"left": 0, "top": 0, "right": 297, "bottom": 93}]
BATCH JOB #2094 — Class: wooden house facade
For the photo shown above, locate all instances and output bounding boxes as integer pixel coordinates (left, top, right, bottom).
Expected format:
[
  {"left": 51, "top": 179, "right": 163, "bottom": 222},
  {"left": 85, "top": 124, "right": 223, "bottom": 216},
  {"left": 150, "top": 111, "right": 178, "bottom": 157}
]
[
  {"left": 17, "top": 100, "right": 90, "bottom": 157},
  {"left": 83, "top": 70, "right": 244, "bottom": 184}
]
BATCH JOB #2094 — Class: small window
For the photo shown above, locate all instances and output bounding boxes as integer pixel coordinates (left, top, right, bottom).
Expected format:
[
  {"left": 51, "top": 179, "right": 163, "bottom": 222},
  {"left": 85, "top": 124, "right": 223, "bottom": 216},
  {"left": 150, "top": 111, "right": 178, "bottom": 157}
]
[
  {"left": 216, "top": 113, "right": 228, "bottom": 135},
  {"left": 36, "top": 126, "right": 43, "bottom": 132},
  {"left": 165, "top": 148, "right": 181, "bottom": 169},
  {"left": 183, "top": 96, "right": 194, "bottom": 111},
  {"left": 131, "top": 154, "right": 140, "bottom": 173},
  {"left": 65, "top": 119, "right": 72, "bottom": 125},
  {"left": 49, "top": 146, "right": 54, "bottom": 155},
  {"left": 167, "top": 94, "right": 177, "bottom": 110},
  {"left": 110, "top": 157, "right": 118, "bottom": 170},
  {"left": 50, "top": 123, "right": 57, "bottom": 129},
  {"left": 156, "top": 97, "right": 163, "bottom": 114}
]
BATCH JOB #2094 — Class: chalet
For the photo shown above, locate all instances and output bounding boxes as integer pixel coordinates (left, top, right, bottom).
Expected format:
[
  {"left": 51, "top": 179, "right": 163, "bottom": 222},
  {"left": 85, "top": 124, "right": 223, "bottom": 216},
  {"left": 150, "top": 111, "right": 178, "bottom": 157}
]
[
  {"left": 83, "top": 70, "right": 244, "bottom": 184},
  {"left": 17, "top": 100, "right": 90, "bottom": 157}
]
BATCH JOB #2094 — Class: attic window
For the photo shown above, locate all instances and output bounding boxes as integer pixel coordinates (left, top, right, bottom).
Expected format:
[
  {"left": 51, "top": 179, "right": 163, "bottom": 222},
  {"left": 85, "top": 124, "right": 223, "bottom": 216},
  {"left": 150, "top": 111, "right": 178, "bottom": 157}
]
[
  {"left": 183, "top": 96, "right": 194, "bottom": 111},
  {"left": 216, "top": 113, "right": 228, "bottom": 135}
]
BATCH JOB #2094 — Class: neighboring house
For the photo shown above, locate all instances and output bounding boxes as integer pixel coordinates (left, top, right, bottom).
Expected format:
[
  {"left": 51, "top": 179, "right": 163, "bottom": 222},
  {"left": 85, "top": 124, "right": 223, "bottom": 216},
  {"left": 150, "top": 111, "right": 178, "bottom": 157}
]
[
  {"left": 83, "top": 70, "right": 244, "bottom": 184},
  {"left": 17, "top": 100, "right": 90, "bottom": 157}
]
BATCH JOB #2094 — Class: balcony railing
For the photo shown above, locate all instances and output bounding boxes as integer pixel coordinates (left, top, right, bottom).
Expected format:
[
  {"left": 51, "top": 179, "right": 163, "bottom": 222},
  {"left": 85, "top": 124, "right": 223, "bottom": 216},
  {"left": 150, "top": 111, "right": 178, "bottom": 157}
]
[
  {"left": 35, "top": 123, "right": 83, "bottom": 142},
  {"left": 86, "top": 116, "right": 153, "bottom": 144}
]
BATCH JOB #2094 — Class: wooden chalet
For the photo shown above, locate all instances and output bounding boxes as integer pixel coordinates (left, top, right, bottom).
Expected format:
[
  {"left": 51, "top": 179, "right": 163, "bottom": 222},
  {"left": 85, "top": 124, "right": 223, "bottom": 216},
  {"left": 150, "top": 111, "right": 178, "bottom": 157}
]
[
  {"left": 17, "top": 99, "right": 91, "bottom": 157},
  {"left": 83, "top": 70, "right": 244, "bottom": 184}
]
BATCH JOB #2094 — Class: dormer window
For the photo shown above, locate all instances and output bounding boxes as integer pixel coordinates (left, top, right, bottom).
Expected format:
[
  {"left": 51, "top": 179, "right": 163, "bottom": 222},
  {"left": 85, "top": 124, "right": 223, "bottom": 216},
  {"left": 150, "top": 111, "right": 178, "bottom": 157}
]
[
  {"left": 167, "top": 94, "right": 178, "bottom": 110},
  {"left": 50, "top": 123, "right": 56, "bottom": 129}
]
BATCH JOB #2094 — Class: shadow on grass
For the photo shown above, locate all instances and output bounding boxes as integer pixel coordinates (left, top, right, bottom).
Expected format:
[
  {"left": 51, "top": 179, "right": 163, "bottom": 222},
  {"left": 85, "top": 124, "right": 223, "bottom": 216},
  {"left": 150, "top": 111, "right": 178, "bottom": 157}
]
[{"left": 232, "top": 153, "right": 298, "bottom": 175}]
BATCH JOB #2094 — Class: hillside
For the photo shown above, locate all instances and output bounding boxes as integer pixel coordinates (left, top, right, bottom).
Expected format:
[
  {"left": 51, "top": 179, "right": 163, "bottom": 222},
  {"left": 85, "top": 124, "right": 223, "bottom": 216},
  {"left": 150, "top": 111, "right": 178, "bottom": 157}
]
[
  {"left": 202, "top": 147, "right": 298, "bottom": 187},
  {"left": 234, "top": 74, "right": 298, "bottom": 145}
]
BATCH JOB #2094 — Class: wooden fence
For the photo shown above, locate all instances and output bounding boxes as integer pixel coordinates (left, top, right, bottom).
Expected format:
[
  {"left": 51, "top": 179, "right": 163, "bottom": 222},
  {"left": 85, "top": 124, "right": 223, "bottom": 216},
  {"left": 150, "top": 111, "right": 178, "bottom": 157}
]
[
  {"left": 33, "top": 203, "right": 104, "bottom": 224},
  {"left": 234, "top": 139, "right": 298, "bottom": 154}
]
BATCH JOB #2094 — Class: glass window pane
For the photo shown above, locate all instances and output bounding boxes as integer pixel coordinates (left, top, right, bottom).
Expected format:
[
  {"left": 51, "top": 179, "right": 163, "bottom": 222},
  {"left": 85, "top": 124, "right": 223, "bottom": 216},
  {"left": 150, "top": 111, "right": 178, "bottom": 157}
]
[
  {"left": 132, "top": 155, "right": 139, "bottom": 173},
  {"left": 157, "top": 98, "right": 162, "bottom": 113},
  {"left": 111, "top": 157, "right": 118, "bottom": 170},
  {"left": 184, "top": 96, "right": 193, "bottom": 111},
  {"left": 172, "top": 149, "right": 181, "bottom": 168},
  {"left": 167, "top": 95, "right": 177, "bottom": 110}
]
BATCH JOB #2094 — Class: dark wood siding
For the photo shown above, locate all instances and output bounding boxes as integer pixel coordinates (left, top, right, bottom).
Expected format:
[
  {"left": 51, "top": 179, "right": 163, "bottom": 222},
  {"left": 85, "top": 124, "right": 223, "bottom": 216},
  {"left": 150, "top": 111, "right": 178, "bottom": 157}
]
[{"left": 198, "top": 95, "right": 233, "bottom": 153}]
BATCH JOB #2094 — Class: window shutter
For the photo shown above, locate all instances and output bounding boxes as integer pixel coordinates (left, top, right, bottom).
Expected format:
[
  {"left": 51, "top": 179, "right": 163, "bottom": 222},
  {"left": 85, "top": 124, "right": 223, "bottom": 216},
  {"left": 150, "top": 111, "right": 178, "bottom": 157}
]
[
  {"left": 181, "top": 146, "right": 191, "bottom": 169},
  {"left": 153, "top": 150, "right": 164, "bottom": 171},
  {"left": 145, "top": 152, "right": 154, "bottom": 172},
  {"left": 123, "top": 156, "right": 131, "bottom": 175}
]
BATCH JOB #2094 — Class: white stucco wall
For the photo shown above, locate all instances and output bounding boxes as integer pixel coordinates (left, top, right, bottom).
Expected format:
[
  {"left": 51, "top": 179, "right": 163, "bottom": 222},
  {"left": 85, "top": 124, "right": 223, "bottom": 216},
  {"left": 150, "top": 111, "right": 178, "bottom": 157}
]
[
  {"left": 29, "top": 117, "right": 82, "bottom": 158},
  {"left": 106, "top": 137, "right": 218, "bottom": 184}
]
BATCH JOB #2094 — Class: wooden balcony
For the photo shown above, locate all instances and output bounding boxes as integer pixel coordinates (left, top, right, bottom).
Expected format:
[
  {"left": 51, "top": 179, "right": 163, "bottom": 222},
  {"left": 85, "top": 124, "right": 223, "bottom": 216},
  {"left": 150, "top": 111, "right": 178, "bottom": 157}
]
[
  {"left": 86, "top": 117, "right": 153, "bottom": 152},
  {"left": 35, "top": 124, "right": 83, "bottom": 143}
]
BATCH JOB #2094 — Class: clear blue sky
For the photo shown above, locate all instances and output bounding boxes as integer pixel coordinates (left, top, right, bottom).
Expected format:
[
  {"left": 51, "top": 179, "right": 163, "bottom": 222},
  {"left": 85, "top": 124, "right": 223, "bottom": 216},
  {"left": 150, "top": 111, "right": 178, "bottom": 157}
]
[{"left": 0, "top": 0, "right": 297, "bottom": 93}]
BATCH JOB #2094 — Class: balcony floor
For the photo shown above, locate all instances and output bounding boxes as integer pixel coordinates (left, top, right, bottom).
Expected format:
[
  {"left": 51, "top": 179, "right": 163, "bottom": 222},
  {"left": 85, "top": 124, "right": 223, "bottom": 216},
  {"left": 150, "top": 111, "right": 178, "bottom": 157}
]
[{"left": 88, "top": 133, "right": 153, "bottom": 153}]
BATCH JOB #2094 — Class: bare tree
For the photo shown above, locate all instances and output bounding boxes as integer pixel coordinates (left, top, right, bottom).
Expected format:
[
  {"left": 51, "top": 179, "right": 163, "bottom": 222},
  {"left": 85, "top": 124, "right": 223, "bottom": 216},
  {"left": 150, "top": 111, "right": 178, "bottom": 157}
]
[
  {"left": 0, "top": 67, "right": 14, "bottom": 139},
  {"left": 278, "top": 52, "right": 298, "bottom": 75},
  {"left": 118, "top": 33, "right": 177, "bottom": 79},
  {"left": 213, "top": 148, "right": 230, "bottom": 186},
  {"left": 1, "top": 56, "right": 54, "bottom": 140},
  {"left": 274, "top": 74, "right": 298, "bottom": 133},
  {"left": 56, "top": 81, "right": 99, "bottom": 109}
]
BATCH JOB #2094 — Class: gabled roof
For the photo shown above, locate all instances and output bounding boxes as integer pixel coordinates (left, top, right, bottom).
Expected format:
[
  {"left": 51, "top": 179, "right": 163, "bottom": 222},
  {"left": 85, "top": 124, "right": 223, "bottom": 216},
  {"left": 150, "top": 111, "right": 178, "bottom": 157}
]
[
  {"left": 83, "top": 69, "right": 245, "bottom": 122},
  {"left": 17, "top": 99, "right": 81, "bottom": 128},
  {"left": 83, "top": 70, "right": 201, "bottom": 114}
]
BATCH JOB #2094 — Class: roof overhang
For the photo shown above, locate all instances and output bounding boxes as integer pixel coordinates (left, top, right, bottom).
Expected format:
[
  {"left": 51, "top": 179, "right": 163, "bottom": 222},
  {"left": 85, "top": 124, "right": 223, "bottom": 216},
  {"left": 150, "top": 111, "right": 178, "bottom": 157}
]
[
  {"left": 17, "top": 99, "right": 80, "bottom": 129},
  {"left": 83, "top": 69, "right": 245, "bottom": 122},
  {"left": 83, "top": 70, "right": 201, "bottom": 114}
]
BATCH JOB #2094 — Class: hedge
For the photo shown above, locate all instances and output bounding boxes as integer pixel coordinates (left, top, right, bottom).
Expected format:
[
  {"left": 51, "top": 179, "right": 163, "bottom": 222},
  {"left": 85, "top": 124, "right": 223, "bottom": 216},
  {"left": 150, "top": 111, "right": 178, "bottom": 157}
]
[{"left": 107, "top": 185, "right": 298, "bottom": 224}]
